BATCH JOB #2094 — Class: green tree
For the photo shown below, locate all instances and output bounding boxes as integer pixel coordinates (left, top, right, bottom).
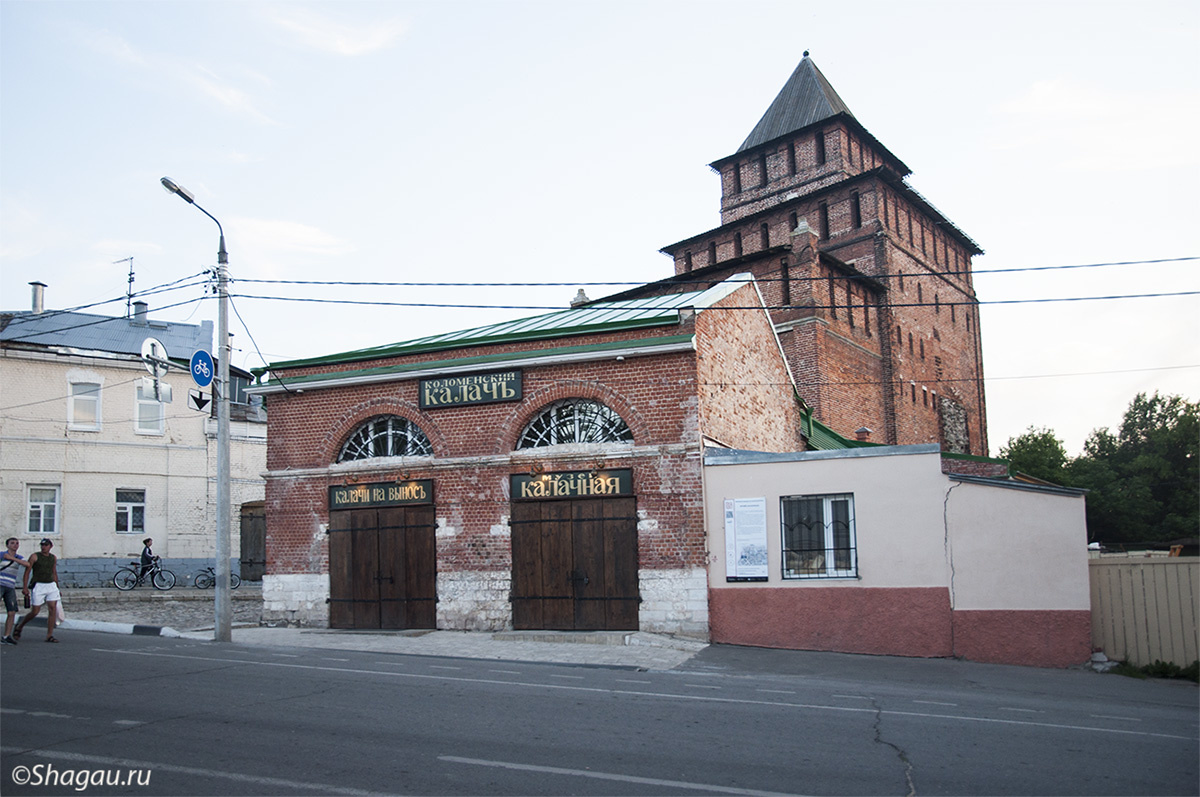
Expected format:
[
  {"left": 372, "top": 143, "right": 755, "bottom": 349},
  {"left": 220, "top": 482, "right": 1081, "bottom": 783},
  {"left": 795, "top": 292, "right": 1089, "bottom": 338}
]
[
  {"left": 1066, "top": 393, "right": 1199, "bottom": 546},
  {"left": 1000, "top": 426, "right": 1069, "bottom": 484}
]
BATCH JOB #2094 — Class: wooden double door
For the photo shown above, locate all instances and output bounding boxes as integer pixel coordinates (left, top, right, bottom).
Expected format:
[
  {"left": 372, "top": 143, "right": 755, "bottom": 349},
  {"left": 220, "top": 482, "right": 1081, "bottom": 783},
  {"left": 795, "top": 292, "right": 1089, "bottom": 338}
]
[
  {"left": 511, "top": 497, "right": 639, "bottom": 631},
  {"left": 328, "top": 505, "right": 436, "bottom": 629}
]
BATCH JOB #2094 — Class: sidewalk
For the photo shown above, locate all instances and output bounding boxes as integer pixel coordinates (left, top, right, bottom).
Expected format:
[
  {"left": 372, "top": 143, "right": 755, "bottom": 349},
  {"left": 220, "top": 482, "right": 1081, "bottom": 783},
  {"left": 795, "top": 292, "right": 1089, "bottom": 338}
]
[{"left": 48, "top": 587, "right": 708, "bottom": 670}]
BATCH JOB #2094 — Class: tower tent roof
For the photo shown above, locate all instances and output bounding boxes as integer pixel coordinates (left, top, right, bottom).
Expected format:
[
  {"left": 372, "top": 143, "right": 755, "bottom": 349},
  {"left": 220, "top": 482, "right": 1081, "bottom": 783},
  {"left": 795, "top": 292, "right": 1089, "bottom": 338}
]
[{"left": 737, "top": 54, "right": 854, "bottom": 153}]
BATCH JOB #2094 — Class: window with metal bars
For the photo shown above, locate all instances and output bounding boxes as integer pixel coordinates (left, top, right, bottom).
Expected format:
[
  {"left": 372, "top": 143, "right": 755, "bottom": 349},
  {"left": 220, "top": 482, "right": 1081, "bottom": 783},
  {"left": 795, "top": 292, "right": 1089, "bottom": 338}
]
[
  {"left": 517, "top": 400, "right": 633, "bottom": 448},
  {"left": 781, "top": 493, "right": 857, "bottom": 579},
  {"left": 337, "top": 416, "right": 432, "bottom": 462}
]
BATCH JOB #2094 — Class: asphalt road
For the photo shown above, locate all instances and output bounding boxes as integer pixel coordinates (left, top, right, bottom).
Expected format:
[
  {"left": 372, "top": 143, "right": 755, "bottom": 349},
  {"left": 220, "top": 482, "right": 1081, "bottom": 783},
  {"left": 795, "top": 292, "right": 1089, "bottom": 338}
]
[{"left": 2, "top": 632, "right": 1196, "bottom": 796}]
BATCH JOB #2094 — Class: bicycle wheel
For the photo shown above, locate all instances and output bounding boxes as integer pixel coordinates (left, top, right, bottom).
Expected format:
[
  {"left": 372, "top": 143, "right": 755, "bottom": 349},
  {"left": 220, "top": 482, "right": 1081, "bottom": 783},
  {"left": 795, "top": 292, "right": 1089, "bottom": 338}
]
[
  {"left": 229, "top": 573, "right": 241, "bottom": 589},
  {"left": 194, "top": 572, "right": 213, "bottom": 589},
  {"left": 113, "top": 568, "right": 139, "bottom": 591},
  {"left": 152, "top": 569, "right": 176, "bottom": 590}
]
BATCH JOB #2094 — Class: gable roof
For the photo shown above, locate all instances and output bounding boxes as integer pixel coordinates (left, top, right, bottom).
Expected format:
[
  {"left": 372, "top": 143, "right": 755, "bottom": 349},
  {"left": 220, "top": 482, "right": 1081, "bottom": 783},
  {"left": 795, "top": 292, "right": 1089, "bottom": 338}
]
[
  {"left": 264, "top": 276, "right": 758, "bottom": 372},
  {"left": 0, "top": 309, "right": 213, "bottom": 364}
]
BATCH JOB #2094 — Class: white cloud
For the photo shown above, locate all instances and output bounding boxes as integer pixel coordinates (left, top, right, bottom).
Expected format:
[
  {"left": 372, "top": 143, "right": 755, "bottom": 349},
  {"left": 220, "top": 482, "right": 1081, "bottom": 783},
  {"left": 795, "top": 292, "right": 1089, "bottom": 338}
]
[
  {"left": 184, "top": 65, "right": 277, "bottom": 125},
  {"left": 265, "top": 6, "right": 408, "bottom": 56},
  {"left": 80, "top": 28, "right": 146, "bottom": 66}
]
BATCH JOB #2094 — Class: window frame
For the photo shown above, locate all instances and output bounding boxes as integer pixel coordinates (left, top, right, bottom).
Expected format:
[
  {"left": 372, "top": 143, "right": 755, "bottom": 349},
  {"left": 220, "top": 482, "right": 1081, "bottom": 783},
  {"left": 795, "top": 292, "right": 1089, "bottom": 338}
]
[
  {"left": 780, "top": 492, "right": 857, "bottom": 579},
  {"left": 337, "top": 415, "right": 432, "bottom": 463},
  {"left": 68, "top": 380, "right": 102, "bottom": 430},
  {"left": 115, "top": 488, "right": 147, "bottom": 534},
  {"left": 27, "top": 485, "right": 61, "bottom": 536},
  {"left": 516, "top": 399, "right": 633, "bottom": 449},
  {"left": 135, "top": 382, "right": 165, "bottom": 435}
]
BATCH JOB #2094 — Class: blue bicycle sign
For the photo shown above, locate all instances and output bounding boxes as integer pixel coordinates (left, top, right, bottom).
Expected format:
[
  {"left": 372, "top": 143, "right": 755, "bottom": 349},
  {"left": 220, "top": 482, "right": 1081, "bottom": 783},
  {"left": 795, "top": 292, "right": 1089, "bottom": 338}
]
[{"left": 190, "top": 349, "right": 215, "bottom": 389}]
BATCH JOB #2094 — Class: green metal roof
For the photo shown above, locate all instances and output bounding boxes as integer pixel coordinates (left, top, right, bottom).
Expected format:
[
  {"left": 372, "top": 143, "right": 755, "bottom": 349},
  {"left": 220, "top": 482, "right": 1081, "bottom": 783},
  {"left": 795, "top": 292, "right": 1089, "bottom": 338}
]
[{"left": 263, "top": 282, "right": 744, "bottom": 372}]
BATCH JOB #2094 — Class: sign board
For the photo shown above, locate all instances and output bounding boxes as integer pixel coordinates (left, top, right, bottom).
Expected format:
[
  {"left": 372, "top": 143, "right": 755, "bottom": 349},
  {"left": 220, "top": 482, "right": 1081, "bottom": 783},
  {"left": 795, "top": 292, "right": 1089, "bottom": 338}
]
[
  {"left": 420, "top": 370, "right": 522, "bottom": 409},
  {"left": 190, "top": 349, "right": 215, "bottom": 389},
  {"left": 511, "top": 469, "right": 633, "bottom": 501},
  {"left": 188, "top": 389, "right": 210, "bottom": 412},
  {"left": 329, "top": 480, "right": 434, "bottom": 509},
  {"left": 140, "top": 337, "right": 169, "bottom": 378},
  {"left": 724, "top": 498, "right": 769, "bottom": 582}
]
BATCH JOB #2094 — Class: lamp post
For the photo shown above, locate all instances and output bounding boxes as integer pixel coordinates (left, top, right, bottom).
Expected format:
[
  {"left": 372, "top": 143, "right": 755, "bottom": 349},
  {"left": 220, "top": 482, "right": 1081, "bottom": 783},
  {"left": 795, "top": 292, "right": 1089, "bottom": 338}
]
[{"left": 161, "top": 176, "right": 232, "bottom": 643}]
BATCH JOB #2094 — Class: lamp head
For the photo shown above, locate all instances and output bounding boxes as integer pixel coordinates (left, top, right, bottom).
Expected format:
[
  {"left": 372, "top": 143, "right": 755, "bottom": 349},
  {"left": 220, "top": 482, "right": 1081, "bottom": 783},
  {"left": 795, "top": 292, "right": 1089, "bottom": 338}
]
[{"left": 160, "top": 177, "right": 195, "bottom": 204}]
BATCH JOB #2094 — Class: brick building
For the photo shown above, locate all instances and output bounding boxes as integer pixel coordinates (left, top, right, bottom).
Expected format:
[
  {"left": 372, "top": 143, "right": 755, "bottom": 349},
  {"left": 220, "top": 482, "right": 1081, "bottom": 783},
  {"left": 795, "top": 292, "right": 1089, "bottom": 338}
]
[
  {"left": 252, "top": 55, "right": 1004, "bottom": 643},
  {"left": 631, "top": 53, "right": 987, "bottom": 455}
]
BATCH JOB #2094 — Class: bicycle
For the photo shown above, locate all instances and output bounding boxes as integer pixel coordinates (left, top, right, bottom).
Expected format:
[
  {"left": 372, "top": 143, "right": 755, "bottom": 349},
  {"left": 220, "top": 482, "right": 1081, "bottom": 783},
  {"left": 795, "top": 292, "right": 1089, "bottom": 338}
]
[
  {"left": 112, "top": 558, "right": 176, "bottom": 591},
  {"left": 193, "top": 566, "right": 241, "bottom": 590}
]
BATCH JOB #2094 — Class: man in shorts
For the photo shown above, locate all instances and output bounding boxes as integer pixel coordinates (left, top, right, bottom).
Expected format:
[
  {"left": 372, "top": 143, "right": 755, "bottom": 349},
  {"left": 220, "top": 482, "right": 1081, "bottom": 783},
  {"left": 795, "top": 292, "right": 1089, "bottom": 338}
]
[
  {"left": 1, "top": 537, "right": 31, "bottom": 644},
  {"left": 14, "top": 538, "right": 61, "bottom": 643}
]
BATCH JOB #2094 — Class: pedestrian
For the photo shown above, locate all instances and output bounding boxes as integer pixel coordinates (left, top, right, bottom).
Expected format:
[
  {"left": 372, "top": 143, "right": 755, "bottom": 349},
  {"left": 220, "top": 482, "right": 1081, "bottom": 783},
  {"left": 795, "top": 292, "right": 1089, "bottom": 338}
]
[
  {"left": 139, "top": 537, "right": 157, "bottom": 580},
  {"left": 1, "top": 537, "right": 32, "bottom": 644},
  {"left": 13, "top": 538, "right": 61, "bottom": 643}
]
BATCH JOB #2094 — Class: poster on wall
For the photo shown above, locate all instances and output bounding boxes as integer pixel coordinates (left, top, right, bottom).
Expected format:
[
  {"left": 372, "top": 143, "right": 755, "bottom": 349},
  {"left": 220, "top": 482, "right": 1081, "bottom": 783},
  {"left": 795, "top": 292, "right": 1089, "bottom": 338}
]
[{"left": 724, "top": 497, "right": 768, "bottom": 582}]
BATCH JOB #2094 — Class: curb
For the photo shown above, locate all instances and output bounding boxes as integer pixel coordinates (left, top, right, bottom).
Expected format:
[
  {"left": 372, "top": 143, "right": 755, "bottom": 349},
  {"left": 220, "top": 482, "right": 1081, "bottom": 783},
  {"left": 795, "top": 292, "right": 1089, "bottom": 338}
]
[{"left": 14, "top": 615, "right": 185, "bottom": 639}]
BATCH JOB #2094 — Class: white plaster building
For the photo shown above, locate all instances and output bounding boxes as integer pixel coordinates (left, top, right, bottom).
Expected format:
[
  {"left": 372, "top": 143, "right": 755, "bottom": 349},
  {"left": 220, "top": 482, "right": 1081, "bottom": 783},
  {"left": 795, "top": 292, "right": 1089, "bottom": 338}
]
[{"left": 0, "top": 283, "right": 266, "bottom": 585}]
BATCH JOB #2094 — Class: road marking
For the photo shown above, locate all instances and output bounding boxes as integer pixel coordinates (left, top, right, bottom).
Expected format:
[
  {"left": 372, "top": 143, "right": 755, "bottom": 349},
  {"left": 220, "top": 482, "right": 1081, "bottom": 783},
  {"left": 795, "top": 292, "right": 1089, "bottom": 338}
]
[
  {"left": 428, "top": 665, "right": 462, "bottom": 671},
  {"left": 0, "top": 746, "right": 387, "bottom": 796},
  {"left": 95, "top": 649, "right": 1199, "bottom": 742},
  {"left": 832, "top": 694, "right": 871, "bottom": 700},
  {"left": 617, "top": 679, "right": 652, "bottom": 685},
  {"left": 271, "top": 653, "right": 300, "bottom": 658},
  {"left": 1000, "top": 707, "right": 1041, "bottom": 714},
  {"left": 113, "top": 720, "right": 143, "bottom": 726},
  {"left": 321, "top": 657, "right": 350, "bottom": 662},
  {"left": 914, "top": 700, "right": 957, "bottom": 707},
  {"left": 1091, "top": 714, "right": 1141, "bottom": 722},
  {"left": 757, "top": 689, "right": 797, "bottom": 695},
  {"left": 489, "top": 669, "right": 522, "bottom": 675},
  {"left": 549, "top": 674, "right": 584, "bottom": 680},
  {"left": 440, "top": 755, "right": 799, "bottom": 796},
  {"left": 685, "top": 684, "right": 722, "bottom": 690}
]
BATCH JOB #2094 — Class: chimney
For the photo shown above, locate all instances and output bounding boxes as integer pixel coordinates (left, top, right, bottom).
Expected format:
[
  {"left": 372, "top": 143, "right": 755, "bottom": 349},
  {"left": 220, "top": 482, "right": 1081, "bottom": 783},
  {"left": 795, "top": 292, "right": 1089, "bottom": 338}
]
[
  {"left": 570, "top": 289, "right": 590, "bottom": 308},
  {"left": 133, "top": 301, "right": 148, "bottom": 324},
  {"left": 29, "top": 281, "right": 46, "bottom": 314},
  {"left": 855, "top": 426, "right": 872, "bottom": 442}
]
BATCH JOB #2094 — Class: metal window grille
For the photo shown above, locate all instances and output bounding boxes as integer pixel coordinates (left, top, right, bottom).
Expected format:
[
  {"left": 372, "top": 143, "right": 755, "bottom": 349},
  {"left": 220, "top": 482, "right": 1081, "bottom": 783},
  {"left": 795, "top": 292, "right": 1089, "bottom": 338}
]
[
  {"left": 517, "top": 400, "right": 633, "bottom": 448},
  {"left": 781, "top": 493, "right": 857, "bottom": 579},
  {"left": 116, "top": 489, "right": 146, "bottom": 533},
  {"left": 337, "top": 416, "right": 432, "bottom": 462}
]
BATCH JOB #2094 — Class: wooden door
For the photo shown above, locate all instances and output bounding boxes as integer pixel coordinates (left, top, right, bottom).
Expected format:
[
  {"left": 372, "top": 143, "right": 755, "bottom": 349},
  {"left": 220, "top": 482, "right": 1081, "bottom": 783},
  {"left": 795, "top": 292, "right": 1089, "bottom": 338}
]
[
  {"left": 328, "top": 505, "right": 436, "bottom": 629},
  {"left": 511, "top": 497, "right": 638, "bottom": 631},
  {"left": 239, "top": 504, "right": 266, "bottom": 581}
]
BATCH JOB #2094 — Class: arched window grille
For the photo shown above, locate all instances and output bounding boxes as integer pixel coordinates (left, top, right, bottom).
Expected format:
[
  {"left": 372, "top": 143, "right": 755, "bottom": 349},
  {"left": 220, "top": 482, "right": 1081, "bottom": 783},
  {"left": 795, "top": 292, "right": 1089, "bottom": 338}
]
[
  {"left": 517, "top": 400, "right": 633, "bottom": 448},
  {"left": 337, "top": 415, "right": 432, "bottom": 462}
]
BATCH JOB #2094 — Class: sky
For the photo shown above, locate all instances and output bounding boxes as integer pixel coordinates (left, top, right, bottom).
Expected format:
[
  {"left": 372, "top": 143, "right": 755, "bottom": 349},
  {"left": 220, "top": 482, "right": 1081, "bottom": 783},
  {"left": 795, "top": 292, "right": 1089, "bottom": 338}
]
[{"left": 2, "top": 0, "right": 1197, "bottom": 457}]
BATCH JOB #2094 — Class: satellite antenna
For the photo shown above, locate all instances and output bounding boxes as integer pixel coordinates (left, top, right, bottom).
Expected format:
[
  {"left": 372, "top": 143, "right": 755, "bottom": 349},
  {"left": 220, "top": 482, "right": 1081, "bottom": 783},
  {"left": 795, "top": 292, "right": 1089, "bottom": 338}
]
[{"left": 114, "top": 257, "right": 134, "bottom": 317}]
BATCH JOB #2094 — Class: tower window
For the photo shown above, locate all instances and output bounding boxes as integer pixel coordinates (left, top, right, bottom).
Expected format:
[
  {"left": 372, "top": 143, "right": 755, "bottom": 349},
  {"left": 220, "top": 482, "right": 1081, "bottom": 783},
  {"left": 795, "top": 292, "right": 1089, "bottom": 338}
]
[
  {"left": 828, "top": 277, "right": 837, "bottom": 318},
  {"left": 787, "top": 143, "right": 797, "bottom": 175},
  {"left": 708, "top": 241, "right": 717, "bottom": 265},
  {"left": 814, "top": 132, "right": 826, "bottom": 165},
  {"left": 789, "top": 212, "right": 798, "bottom": 233},
  {"left": 935, "top": 294, "right": 940, "bottom": 314},
  {"left": 781, "top": 258, "right": 791, "bottom": 306},
  {"left": 818, "top": 202, "right": 829, "bottom": 240},
  {"left": 896, "top": 325, "right": 902, "bottom": 345},
  {"left": 684, "top": 250, "right": 692, "bottom": 271},
  {"left": 760, "top": 223, "right": 770, "bottom": 249},
  {"left": 917, "top": 284, "right": 923, "bottom": 304},
  {"left": 920, "top": 339, "right": 925, "bottom": 360},
  {"left": 734, "top": 232, "right": 743, "bottom": 258},
  {"left": 850, "top": 192, "right": 861, "bottom": 229},
  {"left": 732, "top": 163, "right": 742, "bottom": 194},
  {"left": 758, "top": 152, "right": 768, "bottom": 186},
  {"left": 908, "top": 332, "right": 914, "bottom": 355}
]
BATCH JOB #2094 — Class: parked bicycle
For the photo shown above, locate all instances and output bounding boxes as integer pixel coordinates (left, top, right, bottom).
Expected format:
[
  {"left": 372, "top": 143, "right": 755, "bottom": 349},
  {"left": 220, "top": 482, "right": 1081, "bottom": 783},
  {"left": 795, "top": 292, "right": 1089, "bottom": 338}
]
[
  {"left": 193, "top": 566, "right": 241, "bottom": 590},
  {"left": 112, "top": 558, "right": 176, "bottom": 591}
]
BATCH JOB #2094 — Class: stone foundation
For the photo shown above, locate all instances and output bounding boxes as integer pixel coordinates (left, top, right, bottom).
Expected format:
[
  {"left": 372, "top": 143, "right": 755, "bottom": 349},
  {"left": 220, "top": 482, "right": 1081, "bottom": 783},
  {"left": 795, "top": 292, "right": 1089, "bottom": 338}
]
[
  {"left": 261, "top": 573, "right": 329, "bottom": 627},
  {"left": 639, "top": 567, "right": 709, "bottom": 639},
  {"left": 437, "top": 571, "right": 511, "bottom": 631}
]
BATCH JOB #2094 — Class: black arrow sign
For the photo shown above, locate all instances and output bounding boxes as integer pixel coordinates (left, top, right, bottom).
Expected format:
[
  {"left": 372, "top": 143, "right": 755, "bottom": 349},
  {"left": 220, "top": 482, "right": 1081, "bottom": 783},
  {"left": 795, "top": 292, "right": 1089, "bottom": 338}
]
[{"left": 188, "top": 390, "right": 210, "bottom": 412}]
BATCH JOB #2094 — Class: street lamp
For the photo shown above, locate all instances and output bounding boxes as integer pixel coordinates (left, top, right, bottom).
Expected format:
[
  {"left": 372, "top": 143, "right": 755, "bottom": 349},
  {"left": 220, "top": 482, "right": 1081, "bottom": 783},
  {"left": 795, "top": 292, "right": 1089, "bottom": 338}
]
[{"left": 161, "top": 176, "right": 233, "bottom": 643}]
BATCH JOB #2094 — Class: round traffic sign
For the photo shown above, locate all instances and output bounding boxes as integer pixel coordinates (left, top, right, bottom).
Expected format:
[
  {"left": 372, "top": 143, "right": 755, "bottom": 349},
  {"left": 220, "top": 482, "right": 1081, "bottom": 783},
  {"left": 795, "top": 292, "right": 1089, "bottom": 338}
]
[{"left": 190, "top": 349, "right": 215, "bottom": 389}]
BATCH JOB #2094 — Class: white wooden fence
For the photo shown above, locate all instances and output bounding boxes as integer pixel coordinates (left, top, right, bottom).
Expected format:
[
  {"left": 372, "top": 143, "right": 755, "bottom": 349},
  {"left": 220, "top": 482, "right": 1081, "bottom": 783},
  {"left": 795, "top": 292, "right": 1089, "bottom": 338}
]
[{"left": 1089, "top": 557, "right": 1199, "bottom": 667}]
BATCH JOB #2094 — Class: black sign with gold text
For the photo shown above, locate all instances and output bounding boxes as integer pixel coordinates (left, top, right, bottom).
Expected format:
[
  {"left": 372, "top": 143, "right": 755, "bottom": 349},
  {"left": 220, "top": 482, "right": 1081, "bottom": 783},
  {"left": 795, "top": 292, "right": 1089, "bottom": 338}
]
[
  {"left": 329, "top": 480, "right": 434, "bottom": 509},
  {"left": 420, "top": 370, "right": 522, "bottom": 409},
  {"left": 511, "top": 469, "right": 633, "bottom": 501}
]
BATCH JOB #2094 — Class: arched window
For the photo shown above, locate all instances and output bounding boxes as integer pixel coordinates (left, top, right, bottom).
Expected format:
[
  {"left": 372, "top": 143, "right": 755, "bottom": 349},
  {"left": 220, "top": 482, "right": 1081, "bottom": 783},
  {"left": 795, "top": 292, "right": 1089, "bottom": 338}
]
[
  {"left": 517, "top": 400, "right": 633, "bottom": 449},
  {"left": 337, "top": 415, "right": 432, "bottom": 462}
]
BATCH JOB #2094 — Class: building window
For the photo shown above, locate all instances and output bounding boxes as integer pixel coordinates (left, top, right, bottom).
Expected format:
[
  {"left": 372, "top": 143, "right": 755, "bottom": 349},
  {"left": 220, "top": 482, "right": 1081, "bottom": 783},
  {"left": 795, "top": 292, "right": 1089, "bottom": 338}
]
[
  {"left": 28, "top": 486, "right": 60, "bottom": 535},
  {"left": 135, "top": 383, "right": 165, "bottom": 434},
  {"left": 708, "top": 241, "right": 717, "bottom": 266},
  {"left": 684, "top": 251, "right": 692, "bottom": 271},
  {"left": 517, "top": 399, "right": 632, "bottom": 448},
  {"left": 850, "top": 192, "right": 861, "bottom": 229},
  {"left": 814, "top": 131, "right": 826, "bottom": 165},
  {"left": 818, "top": 202, "right": 829, "bottom": 240},
  {"left": 789, "top": 212, "right": 798, "bottom": 233},
  {"left": 734, "top": 232, "right": 743, "bottom": 258},
  {"left": 732, "top": 163, "right": 742, "bottom": 194},
  {"left": 116, "top": 489, "right": 146, "bottom": 534},
  {"left": 787, "top": 143, "right": 797, "bottom": 175},
  {"left": 337, "top": 415, "right": 432, "bottom": 462},
  {"left": 781, "top": 258, "right": 791, "bottom": 306},
  {"left": 781, "top": 493, "right": 857, "bottom": 579},
  {"left": 760, "top": 223, "right": 770, "bottom": 249},
  {"left": 758, "top": 152, "right": 768, "bottom": 186},
  {"left": 828, "top": 277, "right": 837, "bottom": 319},
  {"left": 69, "top": 381, "right": 101, "bottom": 430}
]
